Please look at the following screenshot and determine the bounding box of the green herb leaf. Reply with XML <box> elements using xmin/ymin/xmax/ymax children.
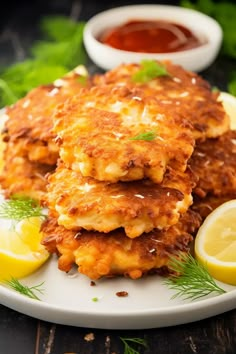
<box><xmin>0</xmin><ymin>196</ymin><xmax>45</xmax><ymax>221</ymax></box>
<box><xmin>120</xmin><ymin>337</ymin><xmax>148</xmax><ymax>354</ymax></box>
<box><xmin>165</xmin><ymin>253</ymin><xmax>226</xmax><ymax>301</ymax></box>
<box><xmin>132</xmin><ymin>60</ymin><xmax>170</xmax><ymax>83</ymax></box>
<box><xmin>77</xmin><ymin>75</ymin><xmax>88</xmax><ymax>86</ymax></box>
<box><xmin>31</xmin><ymin>22</ymin><xmax>86</xmax><ymax>70</ymax></box>
<box><xmin>0</xmin><ymin>60</ymin><xmax>68</xmax><ymax>104</ymax></box>
<box><xmin>0</xmin><ymin>16</ymin><xmax>86</xmax><ymax>108</ymax></box>
<box><xmin>39</xmin><ymin>15</ymin><xmax>80</xmax><ymax>42</ymax></box>
<box><xmin>181</xmin><ymin>0</ymin><xmax>236</xmax><ymax>59</ymax></box>
<box><xmin>0</xmin><ymin>79</ymin><xmax>18</xmax><ymax>106</ymax></box>
<box><xmin>211</xmin><ymin>86</ymin><xmax>220</xmax><ymax>93</ymax></box>
<box><xmin>228</xmin><ymin>72</ymin><xmax>236</xmax><ymax>96</ymax></box>
<box><xmin>5</xmin><ymin>277</ymin><xmax>44</xmax><ymax>300</ymax></box>
<box><xmin>180</xmin><ymin>0</ymin><xmax>215</xmax><ymax>14</ymax></box>
<box><xmin>130</xmin><ymin>131</ymin><xmax>157</xmax><ymax>141</ymax></box>
<box><xmin>92</xmin><ymin>297</ymin><xmax>99</xmax><ymax>302</ymax></box>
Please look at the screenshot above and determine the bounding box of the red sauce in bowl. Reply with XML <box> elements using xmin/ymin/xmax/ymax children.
<box><xmin>99</xmin><ymin>20</ymin><xmax>205</xmax><ymax>53</ymax></box>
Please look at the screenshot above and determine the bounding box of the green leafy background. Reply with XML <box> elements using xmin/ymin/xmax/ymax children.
<box><xmin>0</xmin><ymin>1</ymin><xmax>236</xmax><ymax>108</ymax></box>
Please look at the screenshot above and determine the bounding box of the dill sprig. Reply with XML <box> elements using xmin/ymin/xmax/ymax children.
<box><xmin>120</xmin><ymin>337</ymin><xmax>148</xmax><ymax>354</ymax></box>
<box><xmin>5</xmin><ymin>278</ymin><xmax>44</xmax><ymax>300</ymax></box>
<box><xmin>165</xmin><ymin>253</ymin><xmax>226</xmax><ymax>301</ymax></box>
<box><xmin>0</xmin><ymin>196</ymin><xmax>45</xmax><ymax>221</ymax></box>
<box><xmin>130</xmin><ymin>131</ymin><xmax>157</xmax><ymax>141</ymax></box>
<box><xmin>132</xmin><ymin>59</ymin><xmax>170</xmax><ymax>83</ymax></box>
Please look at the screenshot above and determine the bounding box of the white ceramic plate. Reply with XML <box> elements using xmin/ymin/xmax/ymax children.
<box><xmin>0</xmin><ymin>256</ymin><xmax>236</xmax><ymax>329</ymax></box>
<box><xmin>1</xmin><ymin>94</ymin><xmax>236</xmax><ymax>330</ymax></box>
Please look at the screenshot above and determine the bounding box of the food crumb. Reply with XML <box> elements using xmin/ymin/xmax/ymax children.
<box><xmin>84</xmin><ymin>333</ymin><xmax>95</xmax><ymax>342</ymax></box>
<box><xmin>116</xmin><ymin>291</ymin><xmax>128</xmax><ymax>297</ymax></box>
<box><xmin>90</xmin><ymin>281</ymin><xmax>96</xmax><ymax>286</ymax></box>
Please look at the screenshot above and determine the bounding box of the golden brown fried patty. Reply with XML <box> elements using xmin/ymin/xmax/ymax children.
<box><xmin>192</xmin><ymin>194</ymin><xmax>236</xmax><ymax>220</ymax></box>
<box><xmin>53</xmin><ymin>84</ymin><xmax>194</xmax><ymax>183</ymax></box>
<box><xmin>190</xmin><ymin>130</ymin><xmax>236</xmax><ymax>198</ymax></box>
<box><xmin>0</xmin><ymin>142</ymin><xmax>55</xmax><ymax>200</ymax></box>
<box><xmin>41</xmin><ymin>209</ymin><xmax>201</xmax><ymax>280</ymax></box>
<box><xmin>3</xmin><ymin>69</ymin><xmax>90</xmax><ymax>166</ymax></box>
<box><xmin>94</xmin><ymin>61</ymin><xmax>229</xmax><ymax>140</ymax></box>
<box><xmin>44</xmin><ymin>162</ymin><xmax>196</xmax><ymax>238</ymax></box>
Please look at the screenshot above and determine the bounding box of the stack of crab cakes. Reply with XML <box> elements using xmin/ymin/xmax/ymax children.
<box><xmin>0</xmin><ymin>59</ymin><xmax>232</xmax><ymax>281</ymax></box>
<box><xmin>41</xmin><ymin>69</ymin><xmax>202</xmax><ymax>280</ymax></box>
<box><xmin>0</xmin><ymin>67</ymin><xmax>91</xmax><ymax>200</ymax></box>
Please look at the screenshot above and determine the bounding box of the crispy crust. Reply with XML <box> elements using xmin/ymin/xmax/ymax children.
<box><xmin>94</xmin><ymin>61</ymin><xmax>229</xmax><ymax>140</ymax></box>
<box><xmin>44</xmin><ymin>162</ymin><xmax>196</xmax><ymax>238</ymax></box>
<box><xmin>53</xmin><ymin>84</ymin><xmax>194</xmax><ymax>183</ymax></box>
<box><xmin>190</xmin><ymin>130</ymin><xmax>236</xmax><ymax>198</ymax></box>
<box><xmin>0</xmin><ymin>142</ymin><xmax>55</xmax><ymax>200</ymax></box>
<box><xmin>41</xmin><ymin>210</ymin><xmax>201</xmax><ymax>280</ymax></box>
<box><xmin>3</xmin><ymin>71</ymin><xmax>91</xmax><ymax>165</ymax></box>
<box><xmin>1</xmin><ymin>60</ymin><xmax>233</xmax><ymax>282</ymax></box>
<box><xmin>192</xmin><ymin>194</ymin><xmax>236</xmax><ymax>220</ymax></box>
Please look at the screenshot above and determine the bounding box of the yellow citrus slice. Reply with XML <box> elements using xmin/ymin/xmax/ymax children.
<box><xmin>195</xmin><ymin>200</ymin><xmax>236</xmax><ymax>285</ymax></box>
<box><xmin>0</xmin><ymin>216</ymin><xmax>49</xmax><ymax>281</ymax></box>
<box><xmin>218</xmin><ymin>91</ymin><xmax>236</xmax><ymax>130</ymax></box>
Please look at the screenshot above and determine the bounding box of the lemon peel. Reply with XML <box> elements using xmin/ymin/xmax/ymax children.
<box><xmin>218</xmin><ymin>91</ymin><xmax>236</xmax><ymax>130</ymax></box>
<box><xmin>195</xmin><ymin>200</ymin><xmax>236</xmax><ymax>286</ymax></box>
<box><xmin>0</xmin><ymin>217</ymin><xmax>49</xmax><ymax>281</ymax></box>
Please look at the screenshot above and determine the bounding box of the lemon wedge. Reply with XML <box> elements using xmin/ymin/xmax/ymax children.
<box><xmin>218</xmin><ymin>92</ymin><xmax>236</xmax><ymax>130</ymax></box>
<box><xmin>195</xmin><ymin>200</ymin><xmax>236</xmax><ymax>285</ymax></box>
<box><xmin>0</xmin><ymin>216</ymin><xmax>49</xmax><ymax>281</ymax></box>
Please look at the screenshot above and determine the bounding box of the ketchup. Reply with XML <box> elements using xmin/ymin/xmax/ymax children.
<box><xmin>99</xmin><ymin>20</ymin><xmax>205</xmax><ymax>53</ymax></box>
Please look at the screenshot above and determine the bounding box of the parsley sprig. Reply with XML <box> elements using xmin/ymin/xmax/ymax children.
<box><xmin>181</xmin><ymin>0</ymin><xmax>236</xmax><ymax>59</ymax></box>
<box><xmin>5</xmin><ymin>278</ymin><xmax>44</xmax><ymax>300</ymax></box>
<box><xmin>130</xmin><ymin>131</ymin><xmax>157</xmax><ymax>141</ymax></box>
<box><xmin>0</xmin><ymin>15</ymin><xmax>86</xmax><ymax>108</ymax></box>
<box><xmin>120</xmin><ymin>337</ymin><xmax>148</xmax><ymax>354</ymax></box>
<box><xmin>165</xmin><ymin>253</ymin><xmax>226</xmax><ymax>301</ymax></box>
<box><xmin>181</xmin><ymin>0</ymin><xmax>236</xmax><ymax>96</ymax></box>
<box><xmin>132</xmin><ymin>60</ymin><xmax>170</xmax><ymax>83</ymax></box>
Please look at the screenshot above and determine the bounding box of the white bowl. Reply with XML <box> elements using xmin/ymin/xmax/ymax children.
<box><xmin>83</xmin><ymin>4</ymin><xmax>223</xmax><ymax>72</ymax></box>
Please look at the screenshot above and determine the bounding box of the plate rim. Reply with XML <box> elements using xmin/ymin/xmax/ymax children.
<box><xmin>1</xmin><ymin>277</ymin><xmax>236</xmax><ymax>329</ymax></box>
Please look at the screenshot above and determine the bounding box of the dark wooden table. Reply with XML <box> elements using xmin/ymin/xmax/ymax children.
<box><xmin>0</xmin><ymin>1</ymin><xmax>236</xmax><ymax>353</ymax></box>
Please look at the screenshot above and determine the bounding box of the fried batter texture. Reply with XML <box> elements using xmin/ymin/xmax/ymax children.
<box><xmin>44</xmin><ymin>162</ymin><xmax>196</xmax><ymax>238</ymax></box>
<box><xmin>0</xmin><ymin>142</ymin><xmax>55</xmax><ymax>200</ymax></box>
<box><xmin>190</xmin><ymin>130</ymin><xmax>236</xmax><ymax>198</ymax></box>
<box><xmin>53</xmin><ymin>84</ymin><xmax>194</xmax><ymax>183</ymax></box>
<box><xmin>3</xmin><ymin>68</ymin><xmax>90</xmax><ymax>166</ymax></box>
<box><xmin>192</xmin><ymin>194</ymin><xmax>236</xmax><ymax>219</ymax></box>
<box><xmin>0</xmin><ymin>67</ymin><xmax>90</xmax><ymax>199</ymax></box>
<box><xmin>41</xmin><ymin>210</ymin><xmax>202</xmax><ymax>280</ymax></box>
<box><xmin>2</xmin><ymin>60</ymin><xmax>234</xmax><ymax>282</ymax></box>
<box><xmin>94</xmin><ymin>61</ymin><xmax>229</xmax><ymax>140</ymax></box>
<box><xmin>189</xmin><ymin>130</ymin><xmax>236</xmax><ymax>219</ymax></box>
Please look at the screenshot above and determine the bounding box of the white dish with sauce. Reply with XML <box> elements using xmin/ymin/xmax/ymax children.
<box><xmin>83</xmin><ymin>4</ymin><xmax>223</xmax><ymax>72</ymax></box>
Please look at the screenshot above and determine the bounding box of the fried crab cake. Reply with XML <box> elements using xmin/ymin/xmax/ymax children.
<box><xmin>0</xmin><ymin>143</ymin><xmax>55</xmax><ymax>200</ymax></box>
<box><xmin>2</xmin><ymin>67</ymin><xmax>90</xmax><ymax>166</ymax></box>
<box><xmin>94</xmin><ymin>61</ymin><xmax>229</xmax><ymax>140</ymax></box>
<box><xmin>53</xmin><ymin>84</ymin><xmax>194</xmax><ymax>183</ymax></box>
<box><xmin>190</xmin><ymin>130</ymin><xmax>236</xmax><ymax>198</ymax></box>
<box><xmin>192</xmin><ymin>194</ymin><xmax>236</xmax><ymax>220</ymax></box>
<box><xmin>41</xmin><ymin>210</ymin><xmax>202</xmax><ymax>280</ymax></box>
<box><xmin>44</xmin><ymin>163</ymin><xmax>196</xmax><ymax>238</ymax></box>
